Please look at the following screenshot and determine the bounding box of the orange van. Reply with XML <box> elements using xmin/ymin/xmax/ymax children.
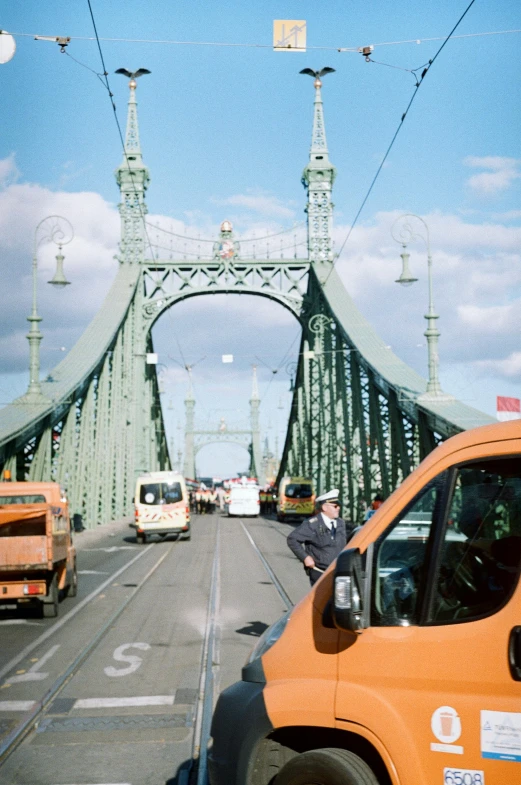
<box><xmin>209</xmin><ymin>420</ymin><xmax>521</xmax><ymax>785</ymax></box>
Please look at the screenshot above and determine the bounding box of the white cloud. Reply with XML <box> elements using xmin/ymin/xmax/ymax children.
<box><xmin>332</xmin><ymin>209</ymin><xmax>521</xmax><ymax>385</ymax></box>
<box><xmin>212</xmin><ymin>190</ymin><xmax>296</xmax><ymax>219</ymax></box>
<box><xmin>474</xmin><ymin>352</ymin><xmax>521</xmax><ymax>378</ymax></box>
<box><xmin>464</xmin><ymin>156</ymin><xmax>521</xmax><ymax>196</ymax></box>
<box><xmin>0</xmin><ymin>153</ymin><xmax>19</xmax><ymax>188</ymax></box>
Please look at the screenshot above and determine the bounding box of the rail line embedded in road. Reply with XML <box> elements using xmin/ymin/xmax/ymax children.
<box><xmin>0</xmin><ymin>543</ymin><xmax>173</xmax><ymax>764</ymax></box>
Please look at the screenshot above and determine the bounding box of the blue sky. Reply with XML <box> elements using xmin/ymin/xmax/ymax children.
<box><xmin>0</xmin><ymin>2</ymin><xmax>520</xmax><ymax>478</ymax></box>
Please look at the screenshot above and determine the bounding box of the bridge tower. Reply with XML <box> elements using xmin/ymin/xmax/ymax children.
<box><xmin>182</xmin><ymin>366</ymin><xmax>265</xmax><ymax>484</ymax></box>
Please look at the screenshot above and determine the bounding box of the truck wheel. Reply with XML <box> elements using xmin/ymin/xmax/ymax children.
<box><xmin>42</xmin><ymin>576</ymin><xmax>59</xmax><ymax>618</ymax></box>
<box><xmin>67</xmin><ymin>562</ymin><xmax>78</xmax><ymax>598</ymax></box>
<box><xmin>277</xmin><ymin>513</ymin><xmax>284</xmax><ymax>523</ymax></box>
<box><xmin>274</xmin><ymin>748</ymin><xmax>380</xmax><ymax>785</ymax></box>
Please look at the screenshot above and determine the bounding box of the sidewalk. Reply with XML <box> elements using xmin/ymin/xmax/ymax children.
<box><xmin>73</xmin><ymin>517</ymin><xmax>134</xmax><ymax>552</ymax></box>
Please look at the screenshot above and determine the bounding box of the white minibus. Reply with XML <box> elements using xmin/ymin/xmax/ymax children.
<box><xmin>131</xmin><ymin>472</ymin><xmax>190</xmax><ymax>543</ymax></box>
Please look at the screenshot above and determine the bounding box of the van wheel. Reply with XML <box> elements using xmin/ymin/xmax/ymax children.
<box><xmin>67</xmin><ymin>563</ymin><xmax>78</xmax><ymax>597</ymax></box>
<box><xmin>136</xmin><ymin>533</ymin><xmax>146</xmax><ymax>544</ymax></box>
<box><xmin>42</xmin><ymin>576</ymin><xmax>59</xmax><ymax>618</ymax></box>
<box><xmin>274</xmin><ymin>748</ymin><xmax>380</xmax><ymax>785</ymax></box>
<box><xmin>277</xmin><ymin>513</ymin><xmax>284</xmax><ymax>523</ymax></box>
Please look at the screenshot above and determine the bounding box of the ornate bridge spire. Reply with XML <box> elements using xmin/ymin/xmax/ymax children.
<box><xmin>301</xmin><ymin>69</ymin><xmax>337</xmax><ymax>282</ymax></box>
<box><xmin>114</xmin><ymin>73</ymin><xmax>150</xmax><ymax>264</ymax></box>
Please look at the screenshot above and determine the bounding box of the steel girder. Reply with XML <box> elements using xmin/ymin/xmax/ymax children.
<box><xmin>277</xmin><ymin>267</ymin><xmax>494</xmax><ymax>523</ymax></box>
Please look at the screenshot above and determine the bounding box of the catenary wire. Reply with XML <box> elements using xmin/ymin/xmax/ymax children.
<box><xmin>6</xmin><ymin>27</ymin><xmax>520</xmax><ymax>51</ymax></box>
<box><xmin>325</xmin><ymin>0</ymin><xmax>479</xmax><ymax>287</ymax></box>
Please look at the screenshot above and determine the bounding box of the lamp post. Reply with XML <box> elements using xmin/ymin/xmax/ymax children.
<box><xmin>26</xmin><ymin>216</ymin><xmax>73</xmax><ymax>400</ymax></box>
<box><xmin>391</xmin><ymin>214</ymin><xmax>448</xmax><ymax>400</ymax></box>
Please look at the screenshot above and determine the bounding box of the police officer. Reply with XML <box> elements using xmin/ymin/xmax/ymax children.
<box><xmin>287</xmin><ymin>489</ymin><xmax>354</xmax><ymax>586</ymax></box>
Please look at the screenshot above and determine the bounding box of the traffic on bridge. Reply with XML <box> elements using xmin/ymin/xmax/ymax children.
<box><xmin>1</xmin><ymin>2</ymin><xmax>520</xmax><ymax>785</ymax></box>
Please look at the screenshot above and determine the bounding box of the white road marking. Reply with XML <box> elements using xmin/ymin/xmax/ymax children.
<box><xmin>0</xmin><ymin>619</ymin><xmax>42</xmax><ymax>626</ymax></box>
<box><xmin>0</xmin><ymin>700</ymin><xmax>36</xmax><ymax>711</ymax></box>
<box><xmin>0</xmin><ymin>545</ymin><xmax>154</xmax><ymax>682</ymax></box>
<box><xmin>84</xmin><ymin>547</ymin><xmax>137</xmax><ymax>553</ymax></box>
<box><xmin>78</xmin><ymin>570</ymin><xmax>109</xmax><ymax>575</ymax></box>
<box><xmin>7</xmin><ymin>644</ymin><xmax>60</xmax><ymax>684</ymax></box>
<box><xmin>73</xmin><ymin>695</ymin><xmax>174</xmax><ymax>709</ymax></box>
<box><xmin>104</xmin><ymin>642</ymin><xmax>151</xmax><ymax>677</ymax></box>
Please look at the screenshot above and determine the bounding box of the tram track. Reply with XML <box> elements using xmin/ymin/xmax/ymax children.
<box><xmin>1</xmin><ymin>513</ymin><xmax>297</xmax><ymax>783</ymax></box>
<box><xmin>0</xmin><ymin>543</ymin><xmax>173</xmax><ymax>765</ymax></box>
<box><xmin>239</xmin><ymin>520</ymin><xmax>294</xmax><ymax>610</ymax></box>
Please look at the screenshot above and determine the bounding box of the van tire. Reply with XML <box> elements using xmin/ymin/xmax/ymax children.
<box><xmin>42</xmin><ymin>575</ymin><xmax>59</xmax><ymax>618</ymax></box>
<box><xmin>136</xmin><ymin>533</ymin><xmax>146</xmax><ymax>544</ymax></box>
<box><xmin>274</xmin><ymin>748</ymin><xmax>380</xmax><ymax>785</ymax></box>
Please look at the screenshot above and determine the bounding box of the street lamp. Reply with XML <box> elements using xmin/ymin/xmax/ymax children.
<box><xmin>26</xmin><ymin>216</ymin><xmax>73</xmax><ymax>400</ymax></box>
<box><xmin>391</xmin><ymin>214</ymin><xmax>449</xmax><ymax>400</ymax></box>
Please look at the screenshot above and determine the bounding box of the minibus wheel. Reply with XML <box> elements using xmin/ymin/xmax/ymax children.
<box><xmin>274</xmin><ymin>747</ymin><xmax>379</xmax><ymax>785</ymax></box>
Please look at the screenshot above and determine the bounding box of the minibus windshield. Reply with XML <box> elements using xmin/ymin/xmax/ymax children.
<box><xmin>285</xmin><ymin>484</ymin><xmax>312</xmax><ymax>499</ymax></box>
<box><xmin>139</xmin><ymin>482</ymin><xmax>183</xmax><ymax>505</ymax></box>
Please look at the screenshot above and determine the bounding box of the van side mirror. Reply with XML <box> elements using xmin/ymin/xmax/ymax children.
<box><xmin>333</xmin><ymin>548</ymin><xmax>365</xmax><ymax>632</ymax></box>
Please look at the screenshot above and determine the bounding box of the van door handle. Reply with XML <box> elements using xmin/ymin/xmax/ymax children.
<box><xmin>508</xmin><ymin>626</ymin><xmax>521</xmax><ymax>681</ymax></box>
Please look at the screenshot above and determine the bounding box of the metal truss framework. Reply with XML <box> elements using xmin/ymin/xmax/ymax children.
<box><xmin>0</xmin><ymin>75</ymin><xmax>494</xmax><ymax>526</ymax></box>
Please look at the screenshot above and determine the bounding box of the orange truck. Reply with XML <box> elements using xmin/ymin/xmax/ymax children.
<box><xmin>0</xmin><ymin>481</ymin><xmax>77</xmax><ymax>617</ymax></box>
<box><xmin>209</xmin><ymin>420</ymin><xmax>521</xmax><ymax>785</ymax></box>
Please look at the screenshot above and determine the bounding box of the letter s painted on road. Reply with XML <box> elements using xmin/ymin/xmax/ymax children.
<box><xmin>104</xmin><ymin>642</ymin><xmax>151</xmax><ymax>677</ymax></box>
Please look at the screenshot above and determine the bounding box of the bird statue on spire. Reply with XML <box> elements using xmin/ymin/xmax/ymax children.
<box><xmin>115</xmin><ymin>68</ymin><xmax>151</xmax><ymax>79</ymax></box>
<box><xmin>115</xmin><ymin>68</ymin><xmax>151</xmax><ymax>88</ymax></box>
<box><xmin>300</xmin><ymin>67</ymin><xmax>335</xmax><ymax>88</ymax></box>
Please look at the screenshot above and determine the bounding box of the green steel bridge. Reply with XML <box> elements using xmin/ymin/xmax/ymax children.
<box><xmin>0</xmin><ymin>74</ymin><xmax>493</xmax><ymax>526</ymax></box>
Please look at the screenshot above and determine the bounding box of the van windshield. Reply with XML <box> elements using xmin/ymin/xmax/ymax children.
<box><xmin>285</xmin><ymin>484</ymin><xmax>312</xmax><ymax>499</ymax></box>
<box><xmin>139</xmin><ymin>482</ymin><xmax>182</xmax><ymax>505</ymax></box>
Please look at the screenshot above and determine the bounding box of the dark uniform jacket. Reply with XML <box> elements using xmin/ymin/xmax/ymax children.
<box><xmin>287</xmin><ymin>513</ymin><xmax>354</xmax><ymax>572</ymax></box>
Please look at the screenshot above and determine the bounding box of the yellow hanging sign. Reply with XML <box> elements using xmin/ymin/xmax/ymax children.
<box><xmin>273</xmin><ymin>20</ymin><xmax>306</xmax><ymax>52</ymax></box>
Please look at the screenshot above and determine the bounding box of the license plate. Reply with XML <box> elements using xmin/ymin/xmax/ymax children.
<box><xmin>444</xmin><ymin>768</ymin><xmax>484</xmax><ymax>785</ymax></box>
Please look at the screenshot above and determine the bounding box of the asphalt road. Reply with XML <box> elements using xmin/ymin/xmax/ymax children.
<box><xmin>0</xmin><ymin>513</ymin><xmax>309</xmax><ymax>785</ymax></box>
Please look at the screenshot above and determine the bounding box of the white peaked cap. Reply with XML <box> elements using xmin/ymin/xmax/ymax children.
<box><xmin>315</xmin><ymin>488</ymin><xmax>340</xmax><ymax>505</ymax></box>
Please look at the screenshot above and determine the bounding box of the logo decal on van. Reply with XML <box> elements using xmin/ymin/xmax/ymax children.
<box><xmin>430</xmin><ymin>706</ymin><xmax>463</xmax><ymax>754</ymax></box>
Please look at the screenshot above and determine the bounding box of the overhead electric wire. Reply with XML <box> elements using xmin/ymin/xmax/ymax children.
<box><xmin>259</xmin><ymin>330</ymin><xmax>301</xmax><ymax>403</ymax></box>
<box><xmin>326</xmin><ymin>0</ymin><xmax>479</xmax><ymax>286</ymax></box>
<box><xmin>6</xmin><ymin>26</ymin><xmax>520</xmax><ymax>51</ymax></box>
<box><xmin>84</xmin><ymin>0</ymin><xmax>157</xmax><ymax>263</ymax></box>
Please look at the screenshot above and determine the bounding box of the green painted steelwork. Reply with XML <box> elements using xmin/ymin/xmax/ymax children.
<box><xmin>0</xmin><ymin>73</ymin><xmax>494</xmax><ymax>526</ymax></box>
